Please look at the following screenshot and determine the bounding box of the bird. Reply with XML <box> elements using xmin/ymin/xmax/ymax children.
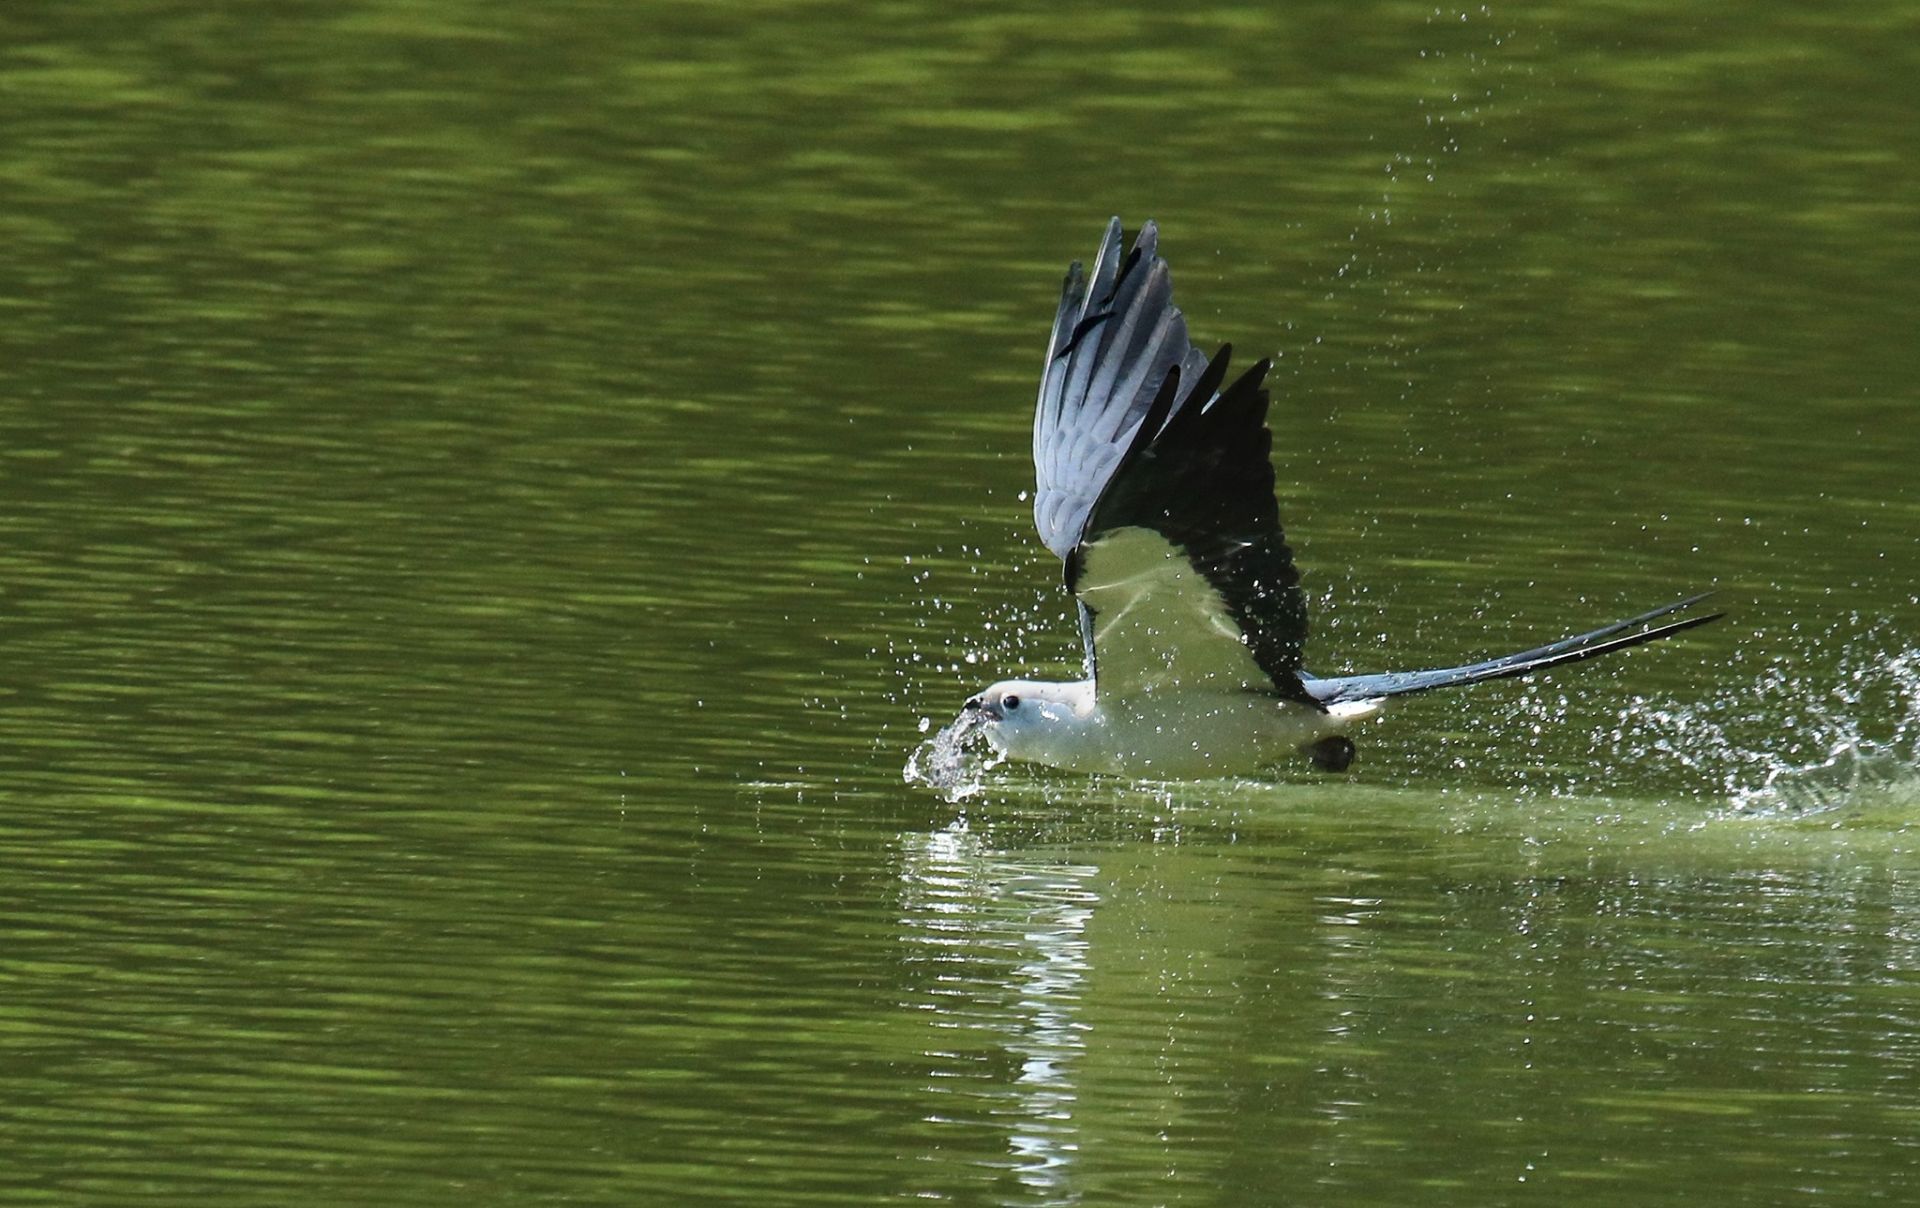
<box><xmin>958</xmin><ymin>217</ymin><xmax>1721</xmax><ymax>780</ymax></box>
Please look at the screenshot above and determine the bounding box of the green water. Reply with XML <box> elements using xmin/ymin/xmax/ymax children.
<box><xmin>3</xmin><ymin>1</ymin><xmax>1918</xmax><ymax>1203</ymax></box>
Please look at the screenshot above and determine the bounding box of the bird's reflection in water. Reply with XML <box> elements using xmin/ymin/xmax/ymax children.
<box><xmin>898</xmin><ymin>819</ymin><xmax>1099</xmax><ymax>1200</ymax></box>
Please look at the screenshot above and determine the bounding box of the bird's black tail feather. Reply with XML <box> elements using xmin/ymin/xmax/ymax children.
<box><xmin>1304</xmin><ymin>593</ymin><xmax>1722</xmax><ymax>705</ymax></box>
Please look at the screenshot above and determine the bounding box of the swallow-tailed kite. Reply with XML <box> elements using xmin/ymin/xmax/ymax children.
<box><xmin>961</xmin><ymin>218</ymin><xmax>1720</xmax><ymax>779</ymax></box>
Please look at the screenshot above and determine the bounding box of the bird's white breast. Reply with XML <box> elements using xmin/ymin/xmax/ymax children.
<box><xmin>986</xmin><ymin>682</ymin><xmax>1374</xmax><ymax>779</ymax></box>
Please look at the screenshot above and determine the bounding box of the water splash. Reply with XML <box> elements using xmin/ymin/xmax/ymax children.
<box><xmin>1727</xmin><ymin>738</ymin><xmax>1918</xmax><ymax>818</ymax></box>
<box><xmin>1633</xmin><ymin>636</ymin><xmax>1920</xmax><ymax>818</ymax></box>
<box><xmin>904</xmin><ymin>709</ymin><xmax>1003</xmax><ymax>802</ymax></box>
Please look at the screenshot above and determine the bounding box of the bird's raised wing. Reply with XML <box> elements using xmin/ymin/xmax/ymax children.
<box><xmin>1030</xmin><ymin>219</ymin><xmax>1313</xmax><ymax>705</ymax></box>
<box><xmin>1032</xmin><ymin>219</ymin><xmax>1208</xmax><ymax>559</ymax></box>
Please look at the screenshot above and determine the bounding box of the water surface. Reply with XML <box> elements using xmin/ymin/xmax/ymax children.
<box><xmin>2</xmin><ymin>1</ymin><xmax>1918</xmax><ymax>1204</ymax></box>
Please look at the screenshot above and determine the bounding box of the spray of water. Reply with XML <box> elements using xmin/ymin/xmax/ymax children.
<box><xmin>1631</xmin><ymin>632</ymin><xmax>1920</xmax><ymax>818</ymax></box>
<box><xmin>904</xmin><ymin>708</ymin><xmax>1004</xmax><ymax>802</ymax></box>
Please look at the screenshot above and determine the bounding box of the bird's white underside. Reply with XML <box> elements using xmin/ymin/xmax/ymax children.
<box><xmin>1075</xmin><ymin>525</ymin><xmax>1270</xmax><ymax>697</ymax></box>
<box><xmin>976</xmin><ymin>525</ymin><xmax>1382</xmax><ymax>777</ymax></box>
<box><xmin>976</xmin><ymin>676</ymin><xmax>1381</xmax><ymax>779</ymax></box>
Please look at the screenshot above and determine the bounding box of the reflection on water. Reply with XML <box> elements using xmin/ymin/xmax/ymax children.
<box><xmin>899</xmin><ymin>821</ymin><xmax>1099</xmax><ymax>1200</ymax></box>
<box><xmin>890</xmin><ymin>788</ymin><xmax>1920</xmax><ymax>1204</ymax></box>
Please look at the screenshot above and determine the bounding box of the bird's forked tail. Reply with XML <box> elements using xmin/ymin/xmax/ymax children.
<box><xmin>1303</xmin><ymin>593</ymin><xmax>1722</xmax><ymax>706</ymax></box>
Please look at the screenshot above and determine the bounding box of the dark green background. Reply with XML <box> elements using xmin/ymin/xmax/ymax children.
<box><xmin>2</xmin><ymin>1</ymin><xmax>1917</xmax><ymax>1203</ymax></box>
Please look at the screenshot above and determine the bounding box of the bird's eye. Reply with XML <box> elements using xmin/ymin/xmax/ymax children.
<box><xmin>1003</xmin><ymin>694</ymin><xmax>1021</xmax><ymax>711</ymax></box>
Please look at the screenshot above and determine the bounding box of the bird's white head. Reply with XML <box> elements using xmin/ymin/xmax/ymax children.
<box><xmin>963</xmin><ymin>678</ymin><xmax>1098</xmax><ymax>766</ymax></box>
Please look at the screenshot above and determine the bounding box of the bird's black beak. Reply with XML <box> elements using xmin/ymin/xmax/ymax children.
<box><xmin>963</xmin><ymin>694</ymin><xmax>1001</xmax><ymax>721</ymax></box>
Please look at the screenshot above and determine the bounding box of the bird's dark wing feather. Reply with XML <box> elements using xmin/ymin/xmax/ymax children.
<box><xmin>1032</xmin><ymin>218</ymin><xmax>1207</xmax><ymax>560</ymax></box>
<box><xmin>1029</xmin><ymin>219</ymin><xmax>1312</xmax><ymax>704</ymax></box>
